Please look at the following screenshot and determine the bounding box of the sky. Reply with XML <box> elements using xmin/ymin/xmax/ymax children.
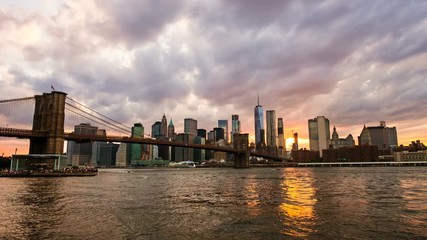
<box><xmin>1</xmin><ymin>0</ymin><xmax>427</xmax><ymax>156</ymax></box>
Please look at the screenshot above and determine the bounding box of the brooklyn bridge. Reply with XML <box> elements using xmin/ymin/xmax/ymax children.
<box><xmin>0</xmin><ymin>91</ymin><xmax>289</xmax><ymax>168</ymax></box>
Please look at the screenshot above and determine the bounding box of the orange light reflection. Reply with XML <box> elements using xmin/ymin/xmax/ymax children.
<box><xmin>279</xmin><ymin>168</ymin><xmax>318</xmax><ymax>238</ymax></box>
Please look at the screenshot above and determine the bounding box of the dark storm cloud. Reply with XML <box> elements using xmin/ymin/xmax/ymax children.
<box><xmin>2</xmin><ymin>0</ymin><xmax>427</xmax><ymax>143</ymax></box>
<box><xmin>89</xmin><ymin>0</ymin><xmax>185</xmax><ymax>46</ymax></box>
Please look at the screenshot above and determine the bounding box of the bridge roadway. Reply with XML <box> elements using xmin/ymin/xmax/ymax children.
<box><xmin>0</xmin><ymin>127</ymin><xmax>289</xmax><ymax>161</ymax></box>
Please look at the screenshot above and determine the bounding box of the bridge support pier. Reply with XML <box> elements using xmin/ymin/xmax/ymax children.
<box><xmin>29</xmin><ymin>91</ymin><xmax>67</xmax><ymax>154</ymax></box>
<box><xmin>233</xmin><ymin>133</ymin><xmax>250</xmax><ymax>168</ymax></box>
<box><xmin>234</xmin><ymin>151</ymin><xmax>249</xmax><ymax>168</ymax></box>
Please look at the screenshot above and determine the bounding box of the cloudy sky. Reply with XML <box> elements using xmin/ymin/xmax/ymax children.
<box><xmin>1</xmin><ymin>0</ymin><xmax>427</xmax><ymax>155</ymax></box>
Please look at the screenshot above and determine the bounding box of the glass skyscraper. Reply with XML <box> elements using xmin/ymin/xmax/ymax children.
<box><xmin>218</xmin><ymin>120</ymin><xmax>229</xmax><ymax>143</ymax></box>
<box><xmin>130</xmin><ymin>123</ymin><xmax>144</xmax><ymax>161</ymax></box>
<box><xmin>254</xmin><ymin>96</ymin><xmax>264</xmax><ymax>148</ymax></box>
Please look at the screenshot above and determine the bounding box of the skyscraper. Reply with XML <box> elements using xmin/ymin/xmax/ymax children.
<box><xmin>266</xmin><ymin>110</ymin><xmax>277</xmax><ymax>147</ymax></box>
<box><xmin>358</xmin><ymin>121</ymin><xmax>398</xmax><ymax>150</ymax></box>
<box><xmin>184</xmin><ymin>118</ymin><xmax>197</xmax><ymax>140</ymax></box>
<box><xmin>308</xmin><ymin>116</ymin><xmax>330</xmax><ymax>157</ymax></box>
<box><xmin>130</xmin><ymin>123</ymin><xmax>144</xmax><ymax>161</ymax></box>
<box><xmin>292</xmin><ymin>132</ymin><xmax>299</xmax><ymax>151</ymax></box>
<box><xmin>231</xmin><ymin>115</ymin><xmax>241</xmax><ymax>142</ymax></box>
<box><xmin>151</xmin><ymin>121</ymin><xmax>162</xmax><ymax>138</ymax></box>
<box><xmin>213</xmin><ymin>127</ymin><xmax>225</xmax><ymax>142</ymax></box>
<box><xmin>218</xmin><ymin>120</ymin><xmax>229</xmax><ymax>143</ymax></box>
<box><xmin>277</xmin><ymin>118</ymin><xmax>285</xmax><ymax>156</ymax></box>
<box><xmin>197</xmin><ymin>129</ymin><xmax>207</xmax><ymax>139</ymax></box>
<box><xmin>160</xmin><ymin>114</ymin><xmax>168</xmax><ymax>139</ymax></box>
<box><xmin>254</xmin><ymin>95</ymin><xmax>264</xmax><ymax>148</ymax></box>
<box><xmin>67</xmin><ymin>123</ymin><xmax>101</xmax><ymax>166</ymax></box>
<box><xmin>168</xmin><ymin>119</ymin><xmax>175</xmax><ymax>140</ymax></box>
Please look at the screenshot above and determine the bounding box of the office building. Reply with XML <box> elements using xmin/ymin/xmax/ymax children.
<box><xmin>67</xmin><ymin>123</ymin><xmax>104</xmax><ymax>166</ymax></box>
<box><xmin>254</xmin><ymin>95</ymin><xmax>264</xmax><ymax>148</ymax></box>
<box><xmin>184</xmin><ymin>118</ymin><xmax>197</xmax><ymax>140</ymax></box>
<box><xmin>213</xmin><ymin>127</ymin><xmax>225</xmax><ymax>142</ymax></box>
<box><xmin>207</xmin><ymin>130</ymin><xmax>215</xmax><ymax>142</ymax></box>
<box><xmin>308</xmin><ymin>116</ymin><xmax>330</xmax><ymax>157</ymax></box>
<box><xmin>358</xmin><ymin>121</ymin><xmax>398</xmax><ymax>150</ymax></box>
<box><xmin>277</xmin><ymin>118</ymin><xmax>285</xmax><ymax>156</ymax></box>
<box><xmin>197</xmin><ymin>129</ymin><xmax>207</xmax><ymax>139</ymax></box>
<box><xmin>193</xmin><ymin>136</ymin><xmax>206</xmax><ymax>162</ymax></box>
<box><xmin>266</xmin><ymin>110</ymin><xmax>277</xmax><ymax>147</ymax></box>
<box><xmin>292</xmin><ymin>132</ymin><xmax>299</xmax><ymax>151</ymax></box>
<box><xmin>168</xmin><ymin>119</ymin><xmax>175</xmax><ymax>140</ymax></box>
<box><xmin>231</xmin><ymin>114</ymin><xmax>241</xmax><ymax>143</ymax></box>
<box><xmin>115</xmin><ymin>143</ymin><xmax>130</xmax><ymax>167</ymax></box>
<box><xmin>98</xmin><ymin>142</ymin><xmax>119</xmax><ymax>167</ymax></box>
<box><xmin>152</xmin><ymin>121</ymin><xmax>162</xmax><ymax>139</ymax></box>
<box><xmin>218</xmin><ymin>120</ymin><xmax>229</xmax><ymax>143</ymax></box>
<box><xmin>175</xmin><ymin>133</ymin><xmax>193</xmax><ymax>162</ymax></box>
<box><xmin>130</xmin><ymin>123</ymin><xmax>144</xmax><ymax>161</ymax></box>
<box><xmin>160</xmin><ymin>114</ymin><xmax>168</xmax><ymax>139</ymax></box>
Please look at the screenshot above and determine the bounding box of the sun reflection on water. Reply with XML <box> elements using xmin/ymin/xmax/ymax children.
<box><xmin>279</xmin><ymin>168</ymin><xmax>318</xmax><ymax>238</ymax></box>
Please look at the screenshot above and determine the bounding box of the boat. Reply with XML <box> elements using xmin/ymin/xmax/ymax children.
<box><xmin>0</xmin><ymin>168</ymin><xmax>98</xmax><ymax>177</ymax></box>
<box><xmin>169</xmin><ymin>161</ymin><xmax>196</xmax><ymax>168</ymax></box>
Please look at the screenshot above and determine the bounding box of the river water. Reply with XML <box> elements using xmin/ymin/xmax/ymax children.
<box><xmin>0</xmin><ymin>167</ymin><xmax>426</xmax><ymax>239</ymax></box>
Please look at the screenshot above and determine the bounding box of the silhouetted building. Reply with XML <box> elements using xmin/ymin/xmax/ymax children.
<box><xmin>160</xmin><ymin>114</ymin><xmax>168</xmax><ymax>139</ymax></box>
<box><xmin>218</xmin><ymin>120</ymin><xmax>229</xmax><ymax>143</ymax></box>
<box><xmin>175</xmin><ymin>133</ymin><xmax>193</xmax><ymax>162</ymax></box>
<box><xmin>254</xmin><ymin>94</ymin><xmax>264</xmax><ymax>148</ymax></box>
<box><xmin>277</xmin><ymin>118</ymin><xmax>285</xmax><ymax>156</ymax></box>
<box><xmin>231</xmin><ymin>115</ymin><xmax>241</xmax><ymax>142</ymax></box>
<box><xmin>193</xmin><ymin>136</ymin><xmax>205</xmax><ymax>162</ymax></box>
<box><xmin>197</xmin><ymin>129</ymin><xmax>207</xmax><ymax>139</ymax></box>
<box><xmin>266</xmin><ymin>110</ymin><xmax>277</xmax><ymax>147</ymax></box>
<box><xmin>329</xmin><ymin>126</ymin><xmax>355</xmax><ymax>149</ymax></box>
<box><xmin>322</xmin><ymin>145</ymin><xmax>382</xmax><ymax>162</ymax></box>
<box><xmin>67</xmin><ymin>123</ymin><xmax>104</xmax><ymax>166</ymax></box>
<box><xmin>168</xmin><ymin>119</ymin><xmax>175</xmax><ymax>140</ymax></box>
<box><xmin>358</xmin><ymin>121</ymin><xmax>398</xmax><ymax>150</ymax></box>
<box><xmin>151</xmin><ymin>121</ymin><xmax>162</xmax><ymax>138</ymax></box>
<box><xmin>292</xmin><ymin>132</ymin><xmax>299</xmax><ymax>151</ymax></box>
<box><xmin>393</xmin><ymin>140</ymin><xmax>427</xmax><ymax>161</ymax></box>
<box><xmin>213</xmin><ymin>127</ymin><xmax>225</xmax><ymax>142</ymax></box>
<box><xmin>308</xmin><ymin>116</ymin><xmax>330</xmax><ymax>157</ymax></box>
<box><xmin>292</xmin><ymin>149</ymin><xmax>320</xmax><ymax>162</ymax></box>
<box><xmin>184</xmin><ymin>118</ymin><xmax>197</xmax><ymax>140</ymax></box>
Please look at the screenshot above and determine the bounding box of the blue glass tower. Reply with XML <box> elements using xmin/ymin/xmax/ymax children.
<box><xmin>254</xmin><ymin>94</ymin><xmax>264</xmax><ymax>148</ymax></box>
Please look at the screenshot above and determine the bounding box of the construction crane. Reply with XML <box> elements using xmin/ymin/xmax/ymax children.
<box><xmin>285</xmin><ymin>128</ymin><xmax>300</xmax><ymax>133</ymax></box>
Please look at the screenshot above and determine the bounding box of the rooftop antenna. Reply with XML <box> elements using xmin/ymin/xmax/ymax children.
<box><xmin>257</xmin><ymin>91</ymin><xmax>260</xmax><ymax>106</ymax></box>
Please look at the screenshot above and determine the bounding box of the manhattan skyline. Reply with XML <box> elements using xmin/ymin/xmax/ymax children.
<box><xmin>1</xmin><ymin>0</ymin><xmax>426</xmax><ymax>155</ymax></box>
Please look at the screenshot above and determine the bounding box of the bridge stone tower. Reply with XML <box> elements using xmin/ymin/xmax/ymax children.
<box><xmin>233</xmin><ymin>133</ymin><xmax>250</xmax><ymax>168</ymax></box>
<box><xmin>29</xmin><ymin>91</ymin><xmax>67</xmax><ymax>154</ymax></box>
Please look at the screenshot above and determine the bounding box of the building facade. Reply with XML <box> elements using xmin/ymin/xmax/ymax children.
<box><xmin>266</xmin><ymin>110</ymin><xmax>277</xmax><ymax>147</ymax></box>
<box><xmin>67</xmin><ymin>123</ymin><xmax>103</xmax><ymax>166</ymax></box>
<box><xmin>329</xmin><ymin>126</ymin><xmax>355</xmax><ymax>149</ymax></box>
<box><xmin>277</xmin><ymin>118</ymin><xmax>285</xmax><ymax>156</ymax></box>
<box><xmin>184</xmin><ymin>118</ymin><xmax>197</xmax><ymax>140</ymax></box>
<box><xmin>168</xmin><ymin>119</ymin><xmax>175</xmax><ymax>140</ymax></box>
<box><xmin>358</xmin><ymin>121</ymin><xmax>398</xmax><ymax>150</ymax></box>
<box><xmin>308</xmin><ymin>116</ymin><xmax>330</xmax><ymax>157</ymax></box>
<box><xmin>231</xmin><ymin>115</ymin><xmax>241</xmax><ymax>141</ymax></box>
<box><xmin>130</xmin><ymin>123</ymin><xmax>144</xmax><ymax>161</ymax></box>
<box><xmin>254</xmin><ymin>98</ymin><xmax>264</xmax><ymax>148</ymax></box>
<box><xmin>218</xmin><ymin>120</ymin><xmax>229</xmax><ymax>143</ymax></box>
